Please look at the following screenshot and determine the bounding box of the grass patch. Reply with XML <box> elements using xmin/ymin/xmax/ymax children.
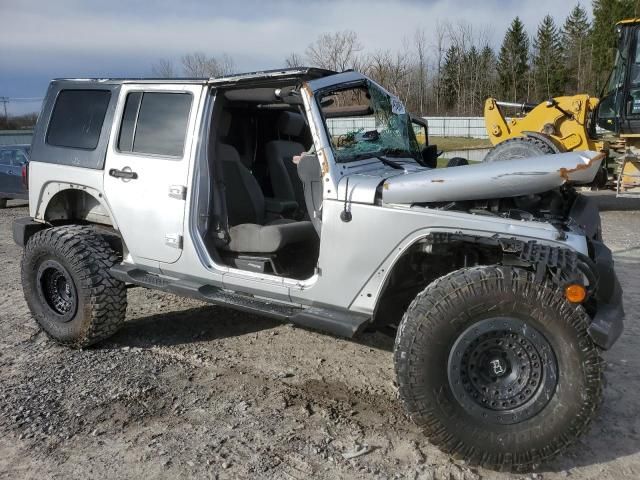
<box><xmin>433</xmin><ymin>137</ymin><xmax>492</xmax><ymax>151</ymax></box>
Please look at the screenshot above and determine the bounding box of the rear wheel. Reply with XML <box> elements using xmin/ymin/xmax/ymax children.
<box><xmin>0</xmin><ymin>198</ymin><xmax>7</xmax><ymax>209</ymax></box>
<box><xmin>394</xmin><ymin>265</ymin><xmax>603</xmax><ymax>471</ymax></box>
<box><xmin>484</xmin><ymin>136</ymin><xmax>556</xmax><ymax>162</ymax></box>
<box><xmin>21</xmin><ymin>225</ymin><xmax>127</xmax><ymax>348</ymax></box>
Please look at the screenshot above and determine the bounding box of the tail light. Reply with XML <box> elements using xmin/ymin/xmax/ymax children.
<box><xmin>21</xmin><ymin>163</ymin><xmax>28</xmax><ymax>189</ymax></box>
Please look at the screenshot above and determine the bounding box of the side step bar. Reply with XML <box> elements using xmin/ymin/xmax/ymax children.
<box><xmin>110</xmin><ymin>265</ymin><xmax>370</xmax><ymax>338</ymax></box>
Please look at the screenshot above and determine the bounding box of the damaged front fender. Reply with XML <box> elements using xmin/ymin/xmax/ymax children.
<box><xmin>382</xmin><ymin>151</ymin><xmax>605</xmax><ymax>204</ymax></box>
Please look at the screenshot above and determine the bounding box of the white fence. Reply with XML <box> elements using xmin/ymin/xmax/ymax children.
<box><xmin>326</xmin><ymin>117</ymin><xmax>376</xmax><ymax>137</ymax></box>
<box><xmin>444</xmin><ymin>148</ymin><xmax>491</xmax><ymax>162</ymax></box>
<box><xmin>0</xmin><ymin>130</ymin><xmax>33</xmax><ymax>145</ymax></box>
<box><xmin>424</xmin><ymin>117</ymin><xmax>488</xmax><ymax>138</ymax></box>
<box><xmin>327</xmin><ymin>117</ymin><xmax>490</xmax><ymax>139</ymax></box>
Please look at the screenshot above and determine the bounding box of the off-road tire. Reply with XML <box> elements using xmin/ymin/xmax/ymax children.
<box><xmin>0</xmin><ymin>198</ymin><xmax>7</xmax><ymax>209</ymax></box>
<box><xmin>591</xmin><ymin>165</ymin><xmax>608</xmax><ymax>190</ymax></box>
<box><xmin>484</xmin><ymin>136</ymin><xmax>556</xmax><ymax>162</ymax></box>
<box><xmin>21</xmin><ymin>225</ymin><xmax>127</xmax><ymax>348</ymax></box>
<box><xmin>394</xmin><ymin>265</ymin><xmax>603</xmax><ymax>472</ymax></box>
<box><xmin>446</xmin><ymin>157</ymin><xmax>469</xmax><ymax>167</ymax></box>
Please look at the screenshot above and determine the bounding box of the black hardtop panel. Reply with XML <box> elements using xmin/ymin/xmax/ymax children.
<box><xmin>30</xmin><ymin>81</ymin><xmax>121</xmax><ymax>170</ymax></box>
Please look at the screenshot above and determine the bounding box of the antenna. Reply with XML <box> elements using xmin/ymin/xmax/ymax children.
<box><xmin>340</xmin><ymin>177</ymin><xmax>352</xmax><ymax>222</ymax></box>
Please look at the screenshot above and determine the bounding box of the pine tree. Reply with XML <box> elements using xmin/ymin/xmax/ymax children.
<box><xmin>497</xmin><ymin>17</ymin><xmax>530</xmax><ymax>102</ymax></box>
<box><xmin>478</xmin><ymin>45</ymin><xmax>498</xmax><ymax>104</ymax></box>
<box><xmin>532</xmin><ymin>15</ymin><xmax>566</xmax><ymax>101</ymax></box>
<box><xmin>441</xmin><ymin>45</ymin><xmax>462</xmax><ymax>112</ymax></box>
<box><xmin>591</xmin><ymin>0</ymin><xmax>636</xmax><ymax>91</ymax></box>
<box><xmin>561</xmin><ymin>4</ymin><xmax>592</xmax><ymax>94</ymax></box>
<box><xmin>465</xmin><ymin>46</ymin><xmax>480</xmax><ymax>113</ymax></box>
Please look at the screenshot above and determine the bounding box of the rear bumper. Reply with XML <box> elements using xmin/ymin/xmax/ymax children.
<box><xmin>0</xmin><ymin>192</ymin><xmax>28</xmax><ymax>200</ymax></box>
<box><xmin>586</xmin><ymin>240</ymin><xmax>624</xmax><ymax>349</ymax></box>
<box><xmin>12</xmin><ymin>217</ymin><xmax>46</xmax><ymax>248</ymax></box>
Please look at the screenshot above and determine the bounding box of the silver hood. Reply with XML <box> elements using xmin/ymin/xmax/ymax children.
<box><xmin>381</xmin><ymin>151</ymin><xmax>605</xmax><ymax>204</ymax></box>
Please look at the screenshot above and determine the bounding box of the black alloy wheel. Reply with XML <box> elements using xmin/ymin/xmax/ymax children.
<box><xmin>447</xmin><ymin>317</ymin><xmax>558</xmax><ymax>425</ymax></box>
<box><xmin>36</xmin><ymin>259</ymin><xmax>78</xmax><ymax>322</ymax></box>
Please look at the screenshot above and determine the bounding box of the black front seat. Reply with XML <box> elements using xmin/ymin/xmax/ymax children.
<box><xmin>216</xmin><ymin>114</ymin><xmax>317</xmax><ymax>254</ymax></box>
<box><xmin>265</xmin><ymin>112</ymin><xmax>307</xmax><ymax>211</ymax></box>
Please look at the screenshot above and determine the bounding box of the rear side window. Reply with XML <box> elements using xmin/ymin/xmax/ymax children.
<box><xmin>46</xmin><ymin>90</ymin><xmax>111</xmax><ymax>150</ymax></box>
<box><xmin>118</xmin><ymin>92</ymin><xmax>192</xmax><ymax>158</ymax></box>
<box><xmin>0</xmin><ymin>150</ymin><xmax>13</xmax><ymax>166</ymax></box>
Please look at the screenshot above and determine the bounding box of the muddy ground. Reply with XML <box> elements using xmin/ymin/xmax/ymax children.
<box><xmin>0</xmin><ymin>194</ymin><xmax>639</xmax><ymax>480</ymax></box>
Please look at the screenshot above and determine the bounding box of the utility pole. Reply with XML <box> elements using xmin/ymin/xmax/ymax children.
<box><xmin>0</xmin><ymin>97</ymin><xmax>8</xmax><ymax>128</ymax></box>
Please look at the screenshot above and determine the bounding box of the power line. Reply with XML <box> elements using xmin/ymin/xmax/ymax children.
<box><xmin>0</xmin><ymin>97</ymin><xmax>8</xmax><ymax>128</ymax></box>
<box><xmin>0</xmin><ymin>96</ymin><xmax>42</xmax><ymax>126</ymax></box>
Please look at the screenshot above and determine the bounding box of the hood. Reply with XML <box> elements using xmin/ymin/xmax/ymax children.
<box><xmin>381</xmin><ymin>151</ymin><xmax>605</xmax><ymax>204</ymax></box>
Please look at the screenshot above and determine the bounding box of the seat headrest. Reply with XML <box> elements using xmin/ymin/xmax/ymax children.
<box><xmin>218</xmin><ymin>111</ymin><xmax>232</xmax><ymax>138</ymax></box>
<box><xmin>278</xmin><ymin>111</ymin><xmax>305</xmax><ymax>137</ymax></box>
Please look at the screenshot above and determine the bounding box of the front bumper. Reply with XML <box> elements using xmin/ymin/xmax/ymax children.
<box><xmin>586</xmin><ymin>240</ymin><xmax>624</xmax><ymax>349</ymax></box>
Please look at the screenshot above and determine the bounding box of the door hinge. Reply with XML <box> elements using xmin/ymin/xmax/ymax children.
<box><xmin>169</xmin><ymin>185</ymin><xmax>187</xmax><ymax>200</ymax></box>
<box><xmin>165</xmin><ymin>234</ymin><xmax>183</xmax><ymax>249</ymax></box>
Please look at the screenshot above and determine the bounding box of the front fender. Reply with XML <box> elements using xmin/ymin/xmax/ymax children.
<box><xmin>350</xmin><ymin>225</ymin><xmax>587</xmax><ymax>316</ymax></box>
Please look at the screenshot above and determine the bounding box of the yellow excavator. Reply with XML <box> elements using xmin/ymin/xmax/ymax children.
<box><xmin>484</xmin><ymin>18</ymin><xmax>640</xmax><ymax>197</ymax></box>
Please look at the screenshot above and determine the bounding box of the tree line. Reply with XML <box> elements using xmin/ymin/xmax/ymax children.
<box><xmin>149</xmin><ymin>0</ymin><xmax>632</xmax><ymax>117</ymax></box>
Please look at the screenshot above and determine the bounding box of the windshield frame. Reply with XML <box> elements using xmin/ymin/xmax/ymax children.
<box><xmin>314</xmin><ymin>78</ymin><xmax>421</xmax><ymax>164</ymax></box>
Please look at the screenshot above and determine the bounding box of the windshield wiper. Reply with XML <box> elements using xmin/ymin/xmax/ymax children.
<box><xmin>372</xmin><ymin>155</ymin><xmax>405</xmax><ymax>170</ymax></box>
<box><xmin>380</xmin><ymin>148</ymin><xmax>420</xmax><ymax>161</ymax></box>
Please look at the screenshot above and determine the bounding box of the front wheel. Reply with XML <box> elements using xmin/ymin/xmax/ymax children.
<box><xmin>394</xmin><ymin>266</ymin><xmax>603</xmax><ymax>471</ymax></box>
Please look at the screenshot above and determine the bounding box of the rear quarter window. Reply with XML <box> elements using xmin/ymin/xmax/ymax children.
<box><xmin>46</xmin><ymin>89</ymin><xmax>111</xmax><ymax>150</ymax></box>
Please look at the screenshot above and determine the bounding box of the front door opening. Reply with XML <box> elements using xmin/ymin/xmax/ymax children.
<box><xmin>197</xmin><ymin>84</ymin><xmax>321</xmax><ymax>280</ymax></box>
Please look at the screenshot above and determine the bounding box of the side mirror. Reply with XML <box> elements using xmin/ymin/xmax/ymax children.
<box><xmin>421</xmin><ymin>145</ymin><xmax>439</xmax><ymax>169</ymax></box>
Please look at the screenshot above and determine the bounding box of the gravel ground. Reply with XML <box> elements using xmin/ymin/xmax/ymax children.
<box><xmin>0</xmin><ymin>195</ymin><xmax>639</xmax><ymax>480</ymax></box>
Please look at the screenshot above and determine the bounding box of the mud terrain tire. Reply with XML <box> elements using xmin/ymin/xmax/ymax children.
<box><xmin>446</xmin><ymin>157</ymin><xmax>469</xmax><ymax>167</ymax></box>
<box><xmin>484</xmin><ymin>136</ymin><xmax>556</xmax><ymax>162</ymax></box>
<box><xmin>22</xmin><ymin>225</ymin><xmax>127</xmax><ymax>348</ymax></box>
<box><xmin>394</xmin><ymin>265</ymin><xmax>603</xmax><ymax>471</ymax></box>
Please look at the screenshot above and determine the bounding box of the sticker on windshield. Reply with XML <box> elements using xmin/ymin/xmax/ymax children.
<box><xmin>391</xmin><ymin>97</ymin><xmax>406</xmax><ymax>115</ymax></box>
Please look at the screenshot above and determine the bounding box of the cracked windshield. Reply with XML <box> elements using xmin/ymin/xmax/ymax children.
<box><xmin>321</xmin><ymin>81</ymin><xmax>421</xmax><ymax>163</ymax></box>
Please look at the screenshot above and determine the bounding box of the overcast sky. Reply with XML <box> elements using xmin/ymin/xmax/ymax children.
<box><xmin>1</xmin><ymin>0</ymin><xmax>586</xmax><ymax>114</ymax></box>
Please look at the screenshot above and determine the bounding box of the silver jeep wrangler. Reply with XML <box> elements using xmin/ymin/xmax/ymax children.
<box><xmin>14</xmin><ymin>68</ymin><xmax>624</xmax><ymax>471</ymax></box>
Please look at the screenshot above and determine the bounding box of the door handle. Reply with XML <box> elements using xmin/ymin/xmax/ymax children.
<box><xmin>109</xmin><ymin>168</ymin><xmax>138</xmax><ymax>180</ymax></box>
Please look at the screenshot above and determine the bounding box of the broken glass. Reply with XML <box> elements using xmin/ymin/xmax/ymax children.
<box><xmin>320</xmin><ymin>81</ymin><xmax>421</xmax><ymax>163</ymax></box>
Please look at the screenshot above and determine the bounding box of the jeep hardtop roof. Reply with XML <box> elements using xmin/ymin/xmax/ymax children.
<box><xmin>53</xmin><ymin>67</ymin><xmax>337</xmax><ymax>87</ymax></box>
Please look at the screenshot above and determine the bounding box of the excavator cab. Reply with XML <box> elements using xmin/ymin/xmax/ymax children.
<box><xmin>596</xmin><ymin>19</ymin><xmax>640</xmax><ymax>196</ymax></box>
<box><xmin>596</xmin><ymin>19</ymin><xmax>640</xmax><ymax>135</ymax></box>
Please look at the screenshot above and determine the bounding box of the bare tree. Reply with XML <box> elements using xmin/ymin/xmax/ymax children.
<box><xmin>413</xmin><ymin>28</ymin><xmax>428</xmax><ymax>115</ymax></box>
<box><xmin>181</xmin><ymin>52</ymin><xmax>212</xmax><ymax>77</ymax></box>
<box><xmin>285</xmin><ymin>52</ymin><xmax>304</xmax><ymax>68</ymax></box>
<box><xmin>217</xmin><ymin>54</ymin><xmax>236</xmax><ymax>76</ymax></box>
<box><xmin>151</xmin><ymin>58</ymin><xmax>177</xmax><ymax>78</ymax></box>
<box><xmin>365</xmin><ymin>49</ymin><xmax>410</xmax><ymax>101</ymax></box>
<box><xmin>305</xmin><ymin>30</ymin><xmax>363</xmax><ymax>71</ymax></box>
<box><xmin>181</xmin><ymin>52</ymin><xmax>236</xmax><ymax>78</ymax></box>
<box><xmin>432</xmin><ymin>21</ymin><xmax>449</xmax><ymax>114</ymax></box>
